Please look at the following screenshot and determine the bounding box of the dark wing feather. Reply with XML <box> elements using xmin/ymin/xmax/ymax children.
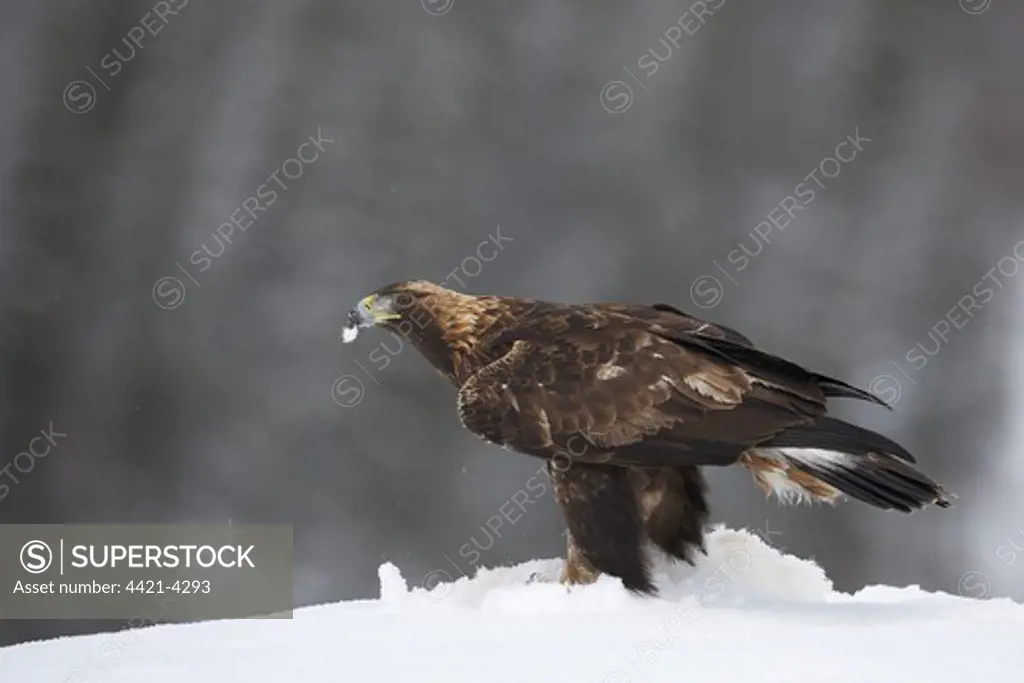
<box><xmin>650</xmin><ymin>303</ymin><xmax>755</xmax><ymax>347</ymax></box>
<box><xmin>651</xmin><ymin>332</ymin><xmax>891</xmax><ymax>409</ymax></box>
<box><xmin>607</xmin><ymin>301</ymin><xmax>885</xmax><ymax>409</ymax></box>
<box><xmin>604</xmin><ymin>303</ymin><xmax>755</xmax><ymax>347</ymax></box>
<box><xmin>456</xmin><ymin>307</ymin><xmax>828</xmax><ymax>470</ymax></box>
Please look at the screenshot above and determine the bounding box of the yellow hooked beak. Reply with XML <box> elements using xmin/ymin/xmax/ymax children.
<box><xmin>360</xmin><ymin>294</ymin><xmax>401</xmax><ymax>322</ymax></box>
<box><xmin>342</xmin><ymin>293</ymin><xmax>404</xmax><ymax>343</ymax></box>
<box><xmin>345</xmin><ymin>294</ymin><xmax>400</xmax><ymax>337</ymax></box>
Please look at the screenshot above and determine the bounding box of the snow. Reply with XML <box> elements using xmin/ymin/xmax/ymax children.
<box><xmin>340</xmin><ymin>324</ymin><xmax>358</xmax><ymax>343</ymax></box>
<box><xmin>3</xmin><ymin>526</ymin><xmax>1022</xmax><ymax>682</ymax></box>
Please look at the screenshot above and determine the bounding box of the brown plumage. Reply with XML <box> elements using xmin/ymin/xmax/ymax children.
<box><xmin>343</xmin><ymin>280</ymin><xmax>953</xmax><ymax>594</ymax></box>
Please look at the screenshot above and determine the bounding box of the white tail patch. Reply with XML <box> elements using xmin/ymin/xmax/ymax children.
<box><xmin>777</xmin><ymin>447</ymin><xmax>854</xmax><ymax>471</ymax></box>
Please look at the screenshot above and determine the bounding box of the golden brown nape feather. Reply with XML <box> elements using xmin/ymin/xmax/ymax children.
<box><xmin>370</xmin><ymin>280</ymin><xmax>532</xmax><ymax>383</ymax></box>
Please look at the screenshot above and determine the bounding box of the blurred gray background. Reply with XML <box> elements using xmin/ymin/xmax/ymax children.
<box><xmin>2</xmin><ymin>0</ymin><xmax>1023</xmax><ymax>648</ymax></box>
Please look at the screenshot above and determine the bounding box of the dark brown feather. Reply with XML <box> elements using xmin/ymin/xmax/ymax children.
<box><xmin>456</xmin><ymin>306</ymin><xmax>824</xmax><ymax>467</ymax></box>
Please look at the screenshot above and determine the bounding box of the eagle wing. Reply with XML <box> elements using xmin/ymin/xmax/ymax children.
<box><xmin>602</xmin><ymin>302</ymin><xmax>755</xmax><ymax>347</ymax></box>
<box><xmin>456</xmin><ymin>306</ymin><xmax>839</xmax><ymax>468</ymax></box>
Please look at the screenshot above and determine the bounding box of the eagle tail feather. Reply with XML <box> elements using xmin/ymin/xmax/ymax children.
<box><xmin>762</xmin><ymin>416</ymin><xmax>916</xmax><ymax>463</ymax></box>
<box><xmin>743</xmin><ymin>419</ymin><xmax>953</xmax><ymax>512</ymax></box>
<box><xmin>744</xmin><ymin>445</ymin><xmax>953</xmax><ymax>512</ymax></box>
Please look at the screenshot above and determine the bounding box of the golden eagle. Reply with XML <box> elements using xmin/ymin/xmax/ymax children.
<box><xmin>342</xmin><ymin>280</ymin><xmax>952</xmax><ymax>594</ymax></box>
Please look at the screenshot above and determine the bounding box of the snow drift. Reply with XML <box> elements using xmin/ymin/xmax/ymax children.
<box><xmin>2</xmin><ymin>527</ymin><xmax>1022</xmax><ymax>682</ymax></box>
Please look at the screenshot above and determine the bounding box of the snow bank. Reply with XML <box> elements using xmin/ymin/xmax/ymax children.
<box><xmin>380</xmin><ymin>526</ymin><xmax>833</xmax><ymax>613</ymax></box>
<box><xmin>2</xmin><ymin>527</ymin><xmax>1022</xmax><ymax>683</ymax></box>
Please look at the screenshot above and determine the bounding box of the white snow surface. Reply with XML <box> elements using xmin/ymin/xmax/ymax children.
<box><xmin>3</xmin><ymin>526</ymin><xmax>1022</xmax><ymax>682</ymax></box>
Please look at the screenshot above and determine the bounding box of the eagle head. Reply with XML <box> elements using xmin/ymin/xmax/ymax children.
<box><xmin>342</xmin><ymin>279</ymin><xmax>438</xmax><ymax>343</ymax></box>
<box><xmin>341</xmin><ymin>279</ymin><xmax>515</xmax><ymax>382</ymax></box>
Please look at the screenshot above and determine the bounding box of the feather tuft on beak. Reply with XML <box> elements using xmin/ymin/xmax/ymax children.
<box><xmin>340</xmin><ymin>324</ymin><xmax>359</xmax><ymax>343</ymax></box>
<box><xmin>341</xmin><ymin>298</ymin><xmax>374</xmax><ymax>344</ymax></box>
<box><xmin>342</xmin><ymin>294</ymin><xmax>399</xmax><ymax>343</ymax></box>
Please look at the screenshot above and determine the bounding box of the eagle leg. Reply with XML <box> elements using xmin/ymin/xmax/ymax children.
<box><xmin>560</xmin><ymin>531</ymin><xmax>601</xmax><ymax>587</ymax></box>
<box><xmin>548</xmin><ymin>461</ymin><xmax>656</xmax><ymax>594</ymax></box>
<box><xmin>633</xmin><ymin>466</ymin><xmax>709</xmax><ymax>565</ymax></box>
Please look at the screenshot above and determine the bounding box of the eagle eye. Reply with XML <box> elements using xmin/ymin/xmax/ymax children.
<box><xmin>393</xmin><ymin>292</ymin><xmax>416</xmax><ymax>309</ymax></box>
